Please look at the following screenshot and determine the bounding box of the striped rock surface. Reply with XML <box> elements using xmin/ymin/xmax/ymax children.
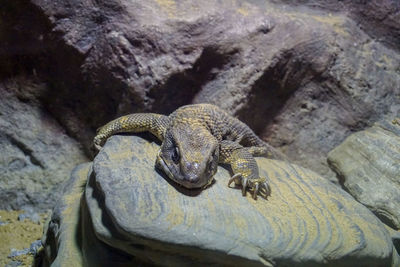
<box><xmin>42</xmin><ymin>135</ymin><xmax>399</xmax><ymax>266</ymax></box>
<box><xmin>328</xmin><ymin>120</ymin><xmax>400</xmax><ymax>230</ymax></box>
<box><xmin>84</xmin><ymin>135</ymin><xmax>397</xmax><ymax>266</ymax></box>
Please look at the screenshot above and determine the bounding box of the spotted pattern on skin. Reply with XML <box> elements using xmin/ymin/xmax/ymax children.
<box><xmin>94</xmin><ymin>104</ymin><xmax>285</xmax><ymax>199</ymax></box>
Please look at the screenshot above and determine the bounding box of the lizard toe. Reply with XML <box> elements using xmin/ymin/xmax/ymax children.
<box><xmin>247</xmin><ymin>177</ymin><xmax>271</xmax><ymax>200</ymax></box>
<box><xmin>263</xmin><ymin>179</ymin><xmax>271</xmax><ymax>197</ymax></box>
<box><xmin>252</xmin><ymin>183</ymin><xmax>259</xmax><ymax>200</ymax></box>
<box><xmin>241</xmin><ymin>177</ymin><xmax>248</xmax><ymax>196</ymax></box>
<box><xmin>228</xmin><ymin>173</ymin><xmax>242</xmax><ymax>187</ymax></box>
<box><xmin>228</xmin><ymin>174</ymin><xmax>270</xmax><ymax>199</ymax></box>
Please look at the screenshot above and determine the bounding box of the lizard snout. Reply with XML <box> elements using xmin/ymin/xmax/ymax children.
<box><xmin>182</xmin><ymin>162</ymin><xmax>205</xmax><ymax>184</ymax></box>
<box><xmin>182</xmin><ymin>161</ymin><xmax>200</xmax><ymax>175</ymax></box>
<box><xmin>184</xmin><ymin>173</ymin><xmax>201</xmax><ymax>183</ymax></box>
<box><xmin>178</xmin><ymin>159</ymin><xmax>214</xmax><ymax>188</ymax></box>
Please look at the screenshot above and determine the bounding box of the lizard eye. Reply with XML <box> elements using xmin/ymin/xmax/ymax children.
<box><xmin>171</xmin><ymin>146</ymin><xmax>180</xmax><ymax>164</ymax></box>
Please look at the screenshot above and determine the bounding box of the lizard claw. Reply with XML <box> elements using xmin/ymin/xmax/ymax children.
<box><xmin>93</xmin><ymin>134</ymin><xmax>107</xmax><ymax>152</ymax></box>
<box><xmin>94</xmin><ymin>143</ymin><xmax>102</xmax><ymax>151</ymax></box>
<box><xmin>92</xmin><ymin>134</ymin><xmax>108</xmax><ymax>158</ymax></box>
<box><xmin>228</xmin><ymin>174</ymin><xmax>271</xmax><ymax>200</ymax></box>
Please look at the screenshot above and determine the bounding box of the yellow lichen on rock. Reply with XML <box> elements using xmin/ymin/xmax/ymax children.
<box><xmin>311</xmin><ymin>14</ymin><xmax>350</xmax><ymax>37</ymax></box>
<box><xmin>43</xmin><ymin>135</ymin><xmax>397</xmax><ymax>266</ymax></box>
<box><xmin>0</xmin><ymin>210</ymin><xmax>48</xmax><ymax>267</ymax></box>
<box><xmin>155</xmin><ymin>0</ymin><xmax>177</xmax><ymax>18</ymax></box>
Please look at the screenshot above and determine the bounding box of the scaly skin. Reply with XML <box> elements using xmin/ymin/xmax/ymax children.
<box><xmin>94</xmin><ymin>104</ymin><xmax>285</xmax><ymax>199</ymax></box>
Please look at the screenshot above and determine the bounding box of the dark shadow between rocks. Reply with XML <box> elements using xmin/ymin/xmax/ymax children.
<box><xmin>82</xmin><ymin>179</ymin><xmax>140</xmax><ymax>266</ymax></box>
<box><xmin>237</xmin><ymin>50</ymin><xmax>313</xmax><ymax>135</ymax></box>
<box><xmin>149</xmin><ymin>47</ymin><xmax>237</xmax><ymax>114</ymax></box>
<box><xmin>87</xmin><ymin>170</ymin><xmax>130</xmax><ymax>241</ymax></box>
<box><xmin>42</xmin><ymin>60</ymin><xmax>129</xmax><ymax>157</ymax></box>
<box><xmin>0</xmin><ymin>0</ymin><xmax>52</xmax><ymax>79</ymax></box>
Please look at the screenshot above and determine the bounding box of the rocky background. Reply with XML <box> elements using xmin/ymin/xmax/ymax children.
<box><xmin>0</xmin><ymin>0</ymin><xmax>399</xmax><ymax>220</ymax></box>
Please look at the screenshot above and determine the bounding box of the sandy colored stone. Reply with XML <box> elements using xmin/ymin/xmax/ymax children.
<box><xmin>328</xmin><ymin>120</ymin><xmax>400</xmax><ymax>229</ymax></box>
<box><xmin>41</xmin><ymin>164</ymin><xmax>88</xmax><ymax>267</ymax></box>
<box><xmin>0</xmin><ymin>78</ymin><xmax>88</xmax><ymax>211</ymax></box>
<box><xmin>0</xmin><ymin>210</ymin><xmax>48</xmax><ymax>267</ymax></box>
<box><xmin>42</xmin><ymin>135</ymin><xmax>400</xmax><ymax>266</ymax></box>
<box><xmin>42</xmin><ymin>163</ymin><xmax>144</xmax><ymax>267</ymax></box>
<box><xmin>85</xmin><ymin>135</ymin><xmax>397</xmax><ymax>266</ymax></box>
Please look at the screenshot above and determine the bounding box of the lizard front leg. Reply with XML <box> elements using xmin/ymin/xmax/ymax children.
<box><xmin>93</xmin><ymin>113</ymin><xmax>170</xmax><ymax>151</ymax></box>
<box><xmin>220</xmin><ymin>140</ymin><xmax>271</xmax><ymax>200</ymax></box>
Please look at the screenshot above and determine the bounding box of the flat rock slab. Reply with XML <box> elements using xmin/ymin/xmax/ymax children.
<box><xmin>328</xmin><ymin>120</ymin><xmax>400</xmax><ymax>230</ymax></box>
<box><xmin>86</xmin><ymin>135</ymin><xmax>397</xmax><ymax>266</ymax></box>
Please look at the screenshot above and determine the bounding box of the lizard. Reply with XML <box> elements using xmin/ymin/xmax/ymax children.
<box><xmin>93</xmin><ymin>103</ymin><xmax>286</xmax><ymax>199</ymax></box>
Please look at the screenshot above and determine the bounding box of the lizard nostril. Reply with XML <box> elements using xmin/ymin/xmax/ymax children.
<box><xmin>188</xmin><ymin>175</ymin><xmax>199</xmax><ymax>182</ymax></box>
<box><xmin>185</xmin><ymin>162</ymin><xmax>199</xmax><ymax>172</ymax></box>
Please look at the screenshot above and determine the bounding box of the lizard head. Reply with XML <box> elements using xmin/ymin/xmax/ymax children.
<box><xmin>155</xmin><ymin>123</ymin><xmax>219</xmax><ymax>189</ymax></box>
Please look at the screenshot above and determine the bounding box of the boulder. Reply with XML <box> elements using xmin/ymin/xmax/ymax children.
<box><xmin>0</xmin><ymin>78</ymin><xmax>87</xmax><ymax>211</ymax></box>
<box><xmin>270</xmin><ymin>0</ymin><xmax>400</xmax><ymax>52</ymax></box>
<box><xmin>43</xmin><ymin>135</ymin><xmax>400</xmax><ymax>266</ymax></box>
<box><xmin>42</xmin><ymin>163</ymin><xmax>152</xmax><ymax>266</ymax></box>
<box><xmin>328</xmin><ymin>119</ymin><xmax>400</xmax><ymax>229</ymax></box>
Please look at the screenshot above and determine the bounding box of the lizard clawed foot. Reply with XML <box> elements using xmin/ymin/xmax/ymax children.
<box><xmin>228</xmin><ymin>174</ymin><xmax>271</xmax><ymax>200</ymax></box>
<box><xmin>93</xmin><ymin>134</ymin><xmax>107</xmax><ymax>151</ymax></box>
<box><xmin>93</xmin><ymin>139</ymin><xmax>102</xmax><ymax>152</ymax></box>
<box><xmin>94</xmin><ymin>143</ymin><xmax>103</xmax><ymax>152</ymax></box>
<box><xmin>92</xmin><ymin>135</ymin><xmax>107</xmax><ymax>157</ymax></box>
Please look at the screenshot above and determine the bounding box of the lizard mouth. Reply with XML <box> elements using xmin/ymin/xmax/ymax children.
<box><xmin>155</xmin><ymin>151</ymin><xmax>175</xmax><ymax>182</ymax></box>
<box><xmin>155</xmin><ymin>150</ymin><xmax>212</xmax><ymax>189</ymax></box>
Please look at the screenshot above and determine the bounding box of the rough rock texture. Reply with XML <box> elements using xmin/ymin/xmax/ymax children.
<box><xmin>271</xmin><ymin>0</ymin><xmax>400</xmax><ymax>52</ymax></box>
<box><xmin>42</xmin><ymin>163</ymin><xmax>89</xmax><ymax>267</ymax></box>
<box><xmin>1</xmin><ymin>0</ymin><xmax>399</xmax><ymax>182</ymax></box>
<box><xmin>328</xmin><ymin>119</ymin><xmax>400</xmax><ymax>230</ymax></box>
<box><xmin>42</xmin><ymin>163</ymin><xmax>147</xmax><ymax>267</ymax></box>
<box><xmin>43</xmin><ymin>135</ymin><xmax>400</xmax><ymax>266</ymax></box>
<box><xmin>0</xmin><ymin>210</ymin><xmax>48</xmax><ymax>267</ymax></box>
<box><xmin>0</xmin><ymin>77</ymin><xmax>87</xmax><ymax>211</ymax></box>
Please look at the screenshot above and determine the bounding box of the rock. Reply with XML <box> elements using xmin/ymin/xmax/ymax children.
<box><xmin>41</xmin><ymin>163</ymin><xmax>88</xmax><ymax>267</ymax></box>
<box><xmin>2</xmin><ymin>0</ymin><xmax>399</xmax><ymax>182</ymax></box>
<box><xmin>0</xmin><ymin>78</ymin><xmax>88</xmax><ymax>211</ymax></box>
<box><xmin>29</xmin><ymin>239</ymin><xmax>42</xmax><ymax>255</ymax></box>
<box><xmin>7</xmin><ymin>240</ymin><xmax>42</xmax><ymax>258</ymax></box>
<box><xmin>8</xmin><ymin>248</ymin><xmax>30</xmax><ymax>258</ymax></box>
<box><xmin>271</xmin><ymin>0</ymin><xmax>400</xmax><ymax>52</ymax></box>
<box><xmin>18</xmin><ymin>207</ymin><xmax>41</xmax><ymax>224</ymax></box>
<box><xmin>43</xmin><ymin>135</ymin><xmax>399</xmax><ymax>266</ymax></box>
<box><xmin>41</xmin><ymin>162</ymin><xmax>141</xmax><ymax>266</ymax></box>
<box><xmin>0</xmin><ymin>209</ymin><xmax>46</xmax><ymax>266</ymax></box>
<box><xmin>5</xmin><ymin>261</ymin><xmax>22</xmax><ymax>267</ymax></box>
<box><xmin>328</xmin><ymin>119</ymin><xmax>400</xmax><ymax>229</ymax></box>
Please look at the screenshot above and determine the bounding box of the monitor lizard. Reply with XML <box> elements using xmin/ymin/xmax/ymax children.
<box><xmin>93</xmin><ymin>103</ymin><xmax>286</xmax><ymax>199</ymax></box>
